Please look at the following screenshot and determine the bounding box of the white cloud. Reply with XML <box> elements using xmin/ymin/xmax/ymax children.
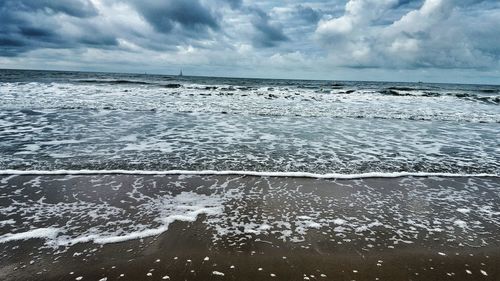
<box><xmin>315</xmin><ymin>0</ymin><xmax>500</xmax><ymax>69</ymax></box>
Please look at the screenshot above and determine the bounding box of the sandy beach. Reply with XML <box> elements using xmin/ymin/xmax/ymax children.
<box><xmin>1</xmin><ymin>174</ymin><xmax>498</xmax><ymax>280</ymax></box>
<box><xmin>2</xmin><ymin>0</ymin><xmax>500</xmax><ymax>280</ymax></box>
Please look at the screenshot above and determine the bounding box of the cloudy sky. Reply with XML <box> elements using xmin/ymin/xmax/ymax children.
<box><xmin>1</xmin><ymin>0</ymin><xmax>499</xmax><ymax>84</ymax></box>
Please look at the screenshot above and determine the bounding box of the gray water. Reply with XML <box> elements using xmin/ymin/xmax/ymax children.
<box><xmin>1</xmin><ymin>69</ymin><xmax>499</xmax><ymax>174</ymax></box>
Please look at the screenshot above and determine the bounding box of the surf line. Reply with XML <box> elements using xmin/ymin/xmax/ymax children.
<box><xmin>0</xmin><ymin>170</ymin><xmax>498</xmax><ymax>179</ymax></box>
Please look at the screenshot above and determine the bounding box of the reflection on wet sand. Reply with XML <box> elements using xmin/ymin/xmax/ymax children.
<box><xmin>0</xmin><ymin>174</ymin><xmax>499</xmax><ymax>280</ymax></box>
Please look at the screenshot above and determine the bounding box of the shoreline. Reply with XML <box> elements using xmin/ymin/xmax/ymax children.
<box><xmin>1</xmin><ymin>174</ymin><xmax>499</xmax><ymax>280</ymax></box>
<box><xmin>0</xmin><ymin>169</ymin><xmax>498</xmax><ymax>179</ymax></box>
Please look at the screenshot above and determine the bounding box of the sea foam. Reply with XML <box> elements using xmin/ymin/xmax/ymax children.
<box><xmin>0</xmin><ymin>169</ymin><xmax>497</xmax><ymax>178</ymax></box>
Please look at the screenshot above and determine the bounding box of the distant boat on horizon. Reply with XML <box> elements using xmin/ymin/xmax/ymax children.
<box><xmin>178</xmin><ymin>69</ymin><xmax>183</xmax><ymax>77</ymax></box>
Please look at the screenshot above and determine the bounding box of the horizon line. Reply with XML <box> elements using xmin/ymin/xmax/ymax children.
<box><xmin>2</xmin><ymin>67</ymin><xmax>499</xmax><ymax>87</ymax></box>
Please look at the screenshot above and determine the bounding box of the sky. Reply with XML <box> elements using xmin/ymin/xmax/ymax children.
<box><xmin>1</xmin><ymin>0</ymin><xmax>500</xmax><ymax>84</ymax></box>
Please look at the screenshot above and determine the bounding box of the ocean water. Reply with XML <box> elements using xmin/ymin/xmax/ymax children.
<box><xmin>1</xmin><ymin>70</ymin><xmax>500</xmax><ymax>276</ymax></box>
<box><xmin>0</xmin><ymin>69</ymin><xmax>499</xmax><ymax>174</ymax></box>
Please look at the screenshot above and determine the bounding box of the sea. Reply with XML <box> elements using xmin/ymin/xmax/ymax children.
<box><xmin>0</xmin><ymin>69</ymin><xmax>499</xmax><ymax>175</ymax></box>
<box><xmin>1</xmin><ymin>69</ymin><xmax>500</xmax><ymax>280</ymax></box>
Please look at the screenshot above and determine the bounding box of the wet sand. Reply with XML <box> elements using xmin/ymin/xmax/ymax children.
<box><xmin>0</xmin><ymin>175</ymin><xmax>499</xmax><ymax>280</ymax></box>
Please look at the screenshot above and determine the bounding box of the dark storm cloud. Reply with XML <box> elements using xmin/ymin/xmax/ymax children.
<box><xmin>223</xmin><ymin>0</ymin><xmax>243</xmax><ymax>9</ymax></box>
<box><xmin>0</xmin><ymin>0</ymin><xmax>223</xmax><ymax>57</ymax></box>
<box><xmin>0</xmin><ymin>0</ymin><xmax>116</xmax><ymax>56</ymax></box>
<box><xmin>292</xmin><ymin>5</ymin><xmax>322</xmax><ymax>24</ymax></box>
<box><xmin>394</xmin><ymin>0</ymin><xmax>424</xmax><ymax>8</ymax></box>
<box><xmin>0</xmin><ymin>0</ymin><xmax>296</xmax><ymax>56</ymax></box>
<box><xmin>0</xmin><ymin>0</ymin><xmax>499</xmax><ymax>81</ymax></box>
<box><xmin>250</xmin><ymin>8</ymin><xmax>289</xmax><ymax>48</ymax></box>
<box><xmin>129</xmin><ymin>0</ymin><xmax>219</xmax><ymax>34</ymax></box>
<box><xmin>1</xmin><ymin>0</ymin><xmax>98</xmax><ymax>18</ymax></box>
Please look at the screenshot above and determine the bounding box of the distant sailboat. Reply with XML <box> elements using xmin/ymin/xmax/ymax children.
<box><xmin>178</xmin><ymin>68</ymin><xmax>183</xmax><ymax>77</ymax></box>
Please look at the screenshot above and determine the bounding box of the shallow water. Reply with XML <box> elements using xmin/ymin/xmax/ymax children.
<box><xmin>1</xmin><ymin>69</ymin><xmax>499</xmax><ymax>174</ymax></box>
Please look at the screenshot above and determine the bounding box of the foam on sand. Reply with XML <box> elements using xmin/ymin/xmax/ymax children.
<box><xmin>0</xmin><ymin>174</ymin><xmax>499</xmax><ymax>252</ymax></box>
<box><xmin>0</xmin><ymin>190</ymin><xmax>223</xmax><ymax>247</ymax></box>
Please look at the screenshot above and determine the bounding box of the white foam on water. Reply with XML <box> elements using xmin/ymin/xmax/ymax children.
<box><xmin>305</xmin><ymin>222</ymin><xmax>321</xmax><ymax>229</ymax></box>
<box><xmin>15</xmin><ymin>144</ymin><xmax>40</xmax><ymax>155</ymax></box>
<box><xmin>333</xmin><ymin>218</ymin><xmax>346</xmax><ymax>225</ymax></box>
<box><xmin>454</xmin><ymin>220</ymin><xmax>468</xmax><ymax>228</ymax></box>
<box><xmin>0</xmin><ymin>219</ymin><xmax>15</xmax><ymax>226</ymax></box>
<box><xmin>0</xmin><ymin>169</ymin><xmax>497</xmax><ymax>178</ymax></box>
<box><xmin>1</xmin><ymin>100</ymin><xmax>498</xmax><ymax>175</ymax></box>
<box><xmin>258</xmin><ymin>224</ymin><xmax>272</xmax><ymax>231</ymax></box>
<box><xmin>0</xmin><ymin>228</ymin><xmax>59</xmax><ymax>243</ymax></box>
<box><xmin>212</xmin><ymin>271</ymin><xmax>225</xmax><ymax>276</ymax></box>
<box><xmin>2</xmin><ymin>80</ymin><xmax>499</xmax><ymax>123</ymax></box>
